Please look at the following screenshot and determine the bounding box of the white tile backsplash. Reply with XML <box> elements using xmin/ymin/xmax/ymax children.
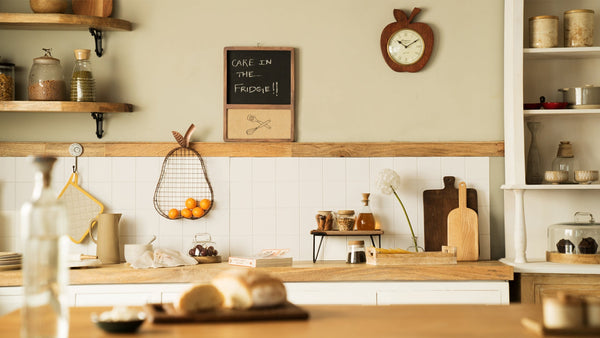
<box><xmin>0</xmin><ymin>156</ymin><xmax>492</xmax><ymax>261</ymax></box>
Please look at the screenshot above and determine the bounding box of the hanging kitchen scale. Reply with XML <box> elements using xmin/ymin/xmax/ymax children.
<box><xmin>153</xmin><ymin>124</ymin><xmax>214</xmax><ymax>219</ymax></box>
<box><xmin>57</xmin><ymin>143</ymin><xmax>104</xmax><ymax>243</ymax></box>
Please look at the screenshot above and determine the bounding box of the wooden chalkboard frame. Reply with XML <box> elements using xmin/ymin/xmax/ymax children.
<box><xmin>223</xmin><ymin>47</ymin><xmax>295</xmax><ymax>142</ymax></box>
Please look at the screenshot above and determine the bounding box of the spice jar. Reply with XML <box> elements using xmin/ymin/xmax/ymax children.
<box><xmin>28</xmin><ymin>48</ymin><xmax>66</xmax><ymax>101</ymax></box>
<box><xmin>347</xmin><ymin>240</ymin><xmax>366</xmax><ymax>264</ymax></box>
<box><xmin>336</xmin><ymin>210</ymin><xmax>355</xmax><ymax>231</ymax></box>
<box><xmin>529</xmin><ymin>15</ymin><xmax>559</xmax><ymax>48</ymax></box>
<box><xmin>315</xmin><ymin>211</ymin><xmax>335</xmax><ymax>231</ymax></box>
<box><xmin>564</xmin><ymin>9</ymin><xmax>594</xmax><ymax>47</ymax></box>
<box><xmin>70</xmin><ymin>49</ymin><xmax>95</xmax><ymax>102</ymax></box>
<box><xmin>0</xmin><ymin>62</ymin><xmax>15</xmax><ymax>101</ymax></box>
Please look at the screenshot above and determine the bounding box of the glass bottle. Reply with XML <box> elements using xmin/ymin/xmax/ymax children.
<box><xmin>21</xmin><ymin>156</ymin><xmax>69</xmax><ymax>338</ymax></box>
<box><xmin>28</xmin><ymin>48</ymin><xmax>66</xmax><ymax>101</ymax></box>
<box><xmin>355</xmin><ymin>193</ymin><xmax>375</xmax><ymax>230</ymax></box>
<box><xmin>552</xmin><ymin>141</ymin><xmax>577</xmax><ymax>183</ymax></box>
<box><xmin>70</xmin><ymin>49</ymin><xmax>95</xmax><ymax>102</ymax></box>
<box><xmin>526</xmin><ymin>121</ymin><xmax>543</xmax><ymax>184</ymax></box>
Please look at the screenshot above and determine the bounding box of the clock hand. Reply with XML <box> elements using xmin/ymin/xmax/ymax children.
<box><xmin>405</xmin><ymin>39</ymin><xmax>420</xmax><ymax>47</ymax></box>
<box><xmin>396</xmin><ymin>40</ymin><xmax>407</xmax><ymax>47</ymax></box>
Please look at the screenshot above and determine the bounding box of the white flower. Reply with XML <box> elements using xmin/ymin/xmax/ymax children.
<box><xmin>377</xmin><ymin>168</ymin><xmax>401</xmax><ymax>195</ymax></box>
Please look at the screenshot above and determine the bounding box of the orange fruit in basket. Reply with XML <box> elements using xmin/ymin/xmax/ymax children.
<box><xmin>199</xmin><ymin>199</ymin><xmax>211</xmax><ymax>210</ymax></box>
<box><xmin>168</xmin><ymin>208</ymin><xmax>179</xmax><ymax>219</ymax></box>
<box><xmin>185</xmin><ymin>198</ymin><xmax>197</xmax><ymax>209</ymax></box>
<box><xmin>181</xmin><ymin>208</ymin><xmax>192</xmax><ymax>219</ymax></box>
<box><xmin>192</xmin><ymin>207</ymin><xmax>205</xmax><ymax>218</ymax></box>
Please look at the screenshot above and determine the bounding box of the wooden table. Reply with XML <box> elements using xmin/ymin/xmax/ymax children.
<box><xmin>0</xmin><ymin>304</ymin><xmax>544</xmax><ymax>338</ymax></box>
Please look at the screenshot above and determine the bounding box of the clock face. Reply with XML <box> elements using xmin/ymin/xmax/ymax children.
<box><xmin>387</xmin><ymin>29</ymin><xmax>425</xmax><ymax>65</ymax></box>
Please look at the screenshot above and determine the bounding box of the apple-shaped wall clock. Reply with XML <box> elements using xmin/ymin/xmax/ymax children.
<box><xmin>380</xmin><ymin>8</ymin><xmax>434</xmax><ymax>72</ymax></box>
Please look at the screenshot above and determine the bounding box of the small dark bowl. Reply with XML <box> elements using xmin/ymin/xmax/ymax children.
<box><xmin>92</xmin><ymin>313</ymin><xmax>145</xmax><ymax>334</ymax></box>
<box><xmin>524</xmin><ymin>103</ymin><xmax>542</xmax><ymax>109</ymax></box>
<box><xmin>542</xmin><ymin>102</ymin><xmax>568</xmax><ymax>109</ymax></box>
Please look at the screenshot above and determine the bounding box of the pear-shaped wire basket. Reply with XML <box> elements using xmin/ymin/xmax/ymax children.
<box><xmin>153</xmin><ymin>124</ymin><xmax>214</xmax><ymax>219</ymax></box>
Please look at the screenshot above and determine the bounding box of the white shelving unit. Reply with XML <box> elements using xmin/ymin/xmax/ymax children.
<box><xmin>503</xmin><ymin>0</ymin><xmax>600</xmax><ymax>268</ymax></box>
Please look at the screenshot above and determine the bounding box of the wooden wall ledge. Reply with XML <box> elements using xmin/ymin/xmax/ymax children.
<box><xmin>0</xmin><ymin>141</ymin><xmax>504</xmax><ymax>157</ymax></box>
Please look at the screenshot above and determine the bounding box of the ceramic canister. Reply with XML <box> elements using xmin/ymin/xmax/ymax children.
<box><xmin>564</xmin><ymin>9</ymin><xmax>594</xmax><ymax>47</ymax></box>
<box><xmin>529</xmin><ymin>15</ymin><xmax>559</xmax><ymax>48</ymax></box>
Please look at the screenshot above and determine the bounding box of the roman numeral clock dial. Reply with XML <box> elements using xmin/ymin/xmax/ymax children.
<box><xmin>380</xmin><ymin>8</ymin><xmax>434</xmax><ymax>72</ymax></box>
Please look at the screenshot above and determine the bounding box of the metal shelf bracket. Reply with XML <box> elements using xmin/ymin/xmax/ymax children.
<box><xmin>89</xmin><ymin>28</ymin><xmax>104</xmax><ymax>57</ymax></box>
<box><xmin>91</xmin><ymin>112</ymin><xmax>104</xmax><ymax>138</ymax></box>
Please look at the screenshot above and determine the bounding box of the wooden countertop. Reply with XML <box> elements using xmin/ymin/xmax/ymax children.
<box><xmin>0</xmin><ymin>260</ymin><xmax>512</xmax><ymax>287</ymax></box>
<box><xmin>0</xmin><ymin>304</ymin><xmax>541</xmax><ymax>337</ymax></box>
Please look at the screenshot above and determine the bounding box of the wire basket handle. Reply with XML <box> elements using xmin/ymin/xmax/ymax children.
<box><xmin>172</xmin><ymin>124</ymin><xmax>196</xmax><ymax>148</ymax></box>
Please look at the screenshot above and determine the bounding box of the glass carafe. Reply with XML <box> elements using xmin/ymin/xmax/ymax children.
<box><xmin>526</xmin><ymin>121</ymin><xmax>543</xmax><ymax>184</ymax></box>
<box><xmin>552</xmin><ymin>141</ymin><xmax>577</xmax><ymax>183</ymax></box>
<box><xmin>21</xmin><ymin>156</ymin><xmax>69</xmax><ymax>338</ymax></box>
<box><xmin>355</xmin><ymin>193</ymin><xmax>375</xmax><ymax>230</ymax></box>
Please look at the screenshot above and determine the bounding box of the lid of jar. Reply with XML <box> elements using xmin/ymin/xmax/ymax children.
<box><xmin>529</xmin><ymin>15</ymin><xmax>558</xmax><ymax>20</ymax></box>
<box><xmin>338</xmin><ymin>210</ymin><xmax>355</xmax><ymax>215</ymax></box>
<box><xmin>74</xmin><ymin>49</ymin><xmax>91</xmax><ymax>60</ymax></box>
<box><xmin>348</xmin><ymin>240</ymin><xmax>364</xmax><ymax>246</ymax></box>
<box><xmin>556</xmin><ymin>141</ymin><xmax>574</xmax><ymax>158</ymax></box>
<box><xmin>34</xmin><ymin>48</ymin><xmax>60</xmax><ymax>64</ymax></box>
<box><xmin>565</xmin><ymin>9</ymin><xmax>594</xmax><ymax>14</ymax></box>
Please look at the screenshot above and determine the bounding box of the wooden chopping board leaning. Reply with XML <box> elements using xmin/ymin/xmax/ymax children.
<box><xmin>423</xmin><ymin>176</ymin><xmax>477</xmax><ymax>251</ymax></box>
<box><xmin>447</xmin><ymin>182</ymin><xmax>479</xmax><ymax>261</ymax></box>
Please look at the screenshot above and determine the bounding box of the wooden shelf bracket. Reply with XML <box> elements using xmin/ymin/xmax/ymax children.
<box><xmin>91</xmin><ymin>112</ymin><xmax>104</xmax><ymax>138</ymax></box>
<box><xmin>89</xmin><ymin>28</ymin><xmax>104</xmax><ymax>57</ymax></box>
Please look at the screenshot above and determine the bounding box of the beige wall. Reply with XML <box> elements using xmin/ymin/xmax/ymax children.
<box><xmin>0</xmin><ymin>0</ymin><xmax>504</xmax><ymax>143</ymax></box>
<box><xmin>0</xmin><ymin>0</ymin><xmax>506</xmax><ymax>258</ymax></box>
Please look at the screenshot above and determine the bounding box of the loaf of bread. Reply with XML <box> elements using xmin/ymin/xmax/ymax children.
<box><xmin>212</xmin><ymin>269</ymin><xmax>287</xmax><ymax>309</ymax></box>
<box><xmin>176</xmin><ymin>284</ymin><xmax>224</xmax><ymax>313</ymax></box>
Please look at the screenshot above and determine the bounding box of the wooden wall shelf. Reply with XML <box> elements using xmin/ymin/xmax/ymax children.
<box><xmin>0</xmin><ymin>13</ymin><xmax>132</xmax><ymax>31</ymax></box>
<box><xmin>0</xmin><ymin>141</ymin><xmax>504</xmax><ymax>158</ymax></box>
<box><xmin>0</xmin><ymin>101</ymin><xmax>133</xmax><ymax>113</ymax></box>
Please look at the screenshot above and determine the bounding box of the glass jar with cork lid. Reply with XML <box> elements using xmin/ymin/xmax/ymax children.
<box><xmin>70</xmin><ymin>49</ymin><xmax>95</xmax><ymax>102</ymax></box>
<box><xmin>0</xmin><ymin>61</ymin><xmax>15</xmax><ymax>101</ymax></box>
<box><xmin>336</xmin><ymin>210</ymin><xmax>355</xmax><ymax>231</ymax></box>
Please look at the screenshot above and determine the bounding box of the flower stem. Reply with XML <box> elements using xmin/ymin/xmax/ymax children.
<box><xmin>392</xmin><ymin>187</ymin><xmax>418</xmax><ymax>251</ymax></box>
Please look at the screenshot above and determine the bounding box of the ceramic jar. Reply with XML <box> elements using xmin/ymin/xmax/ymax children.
<box><xmin>529</xmin><ymin>15</ymin><xmax>558</xmax><ymax>48</ymax></box>
<box><xmin>30</xmin><ymin>0</ymin><xmax>68</xmax><ymax>13</ymax></box>
<box><xmin>564</xmin><ymin>9</ymin><xmax>594</xmax><ymax>47</ymax></box>
<box><xmin>28</xmin><ymin>49</ymin><xmax>66</xmax><ymax>101</ymax></box>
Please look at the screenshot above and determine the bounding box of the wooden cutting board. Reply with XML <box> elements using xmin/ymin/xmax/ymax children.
<box><xmin>423</xmin><ymin>176</ymin><xmax>477</xmax><ymax>251</ymax></box>
<box><xmin>72</xmin><ymin>0</ymin><xmax>113</xmax><ymax>17</ymax></box>
<box><xmin>144</xmin><ymin>302</ymin><xmax>309</xmax><ymax>323</ymax></box>
<box><xmin>447</xmin><ymin>182</ymin><xmax>479</xmax><ymax>261</ymax></box>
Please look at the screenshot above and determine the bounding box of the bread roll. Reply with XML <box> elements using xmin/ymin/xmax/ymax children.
<box><xmin>176</xmin><ymin>284</ymin><xmax>224</xmax><ymax>313</ymax></box>
<box><xmin>212</xmin><ymin>269</ymin><xmax>287</xmax><ymax>309</ymax></box>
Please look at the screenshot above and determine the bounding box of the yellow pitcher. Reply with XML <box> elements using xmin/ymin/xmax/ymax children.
<box><xmin>89</xmin><ymin>213</ymin><xmax>121</xmax><ymax>264</ymax></box>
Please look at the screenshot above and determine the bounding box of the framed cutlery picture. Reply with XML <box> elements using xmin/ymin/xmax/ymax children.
<box><xmin>223</xmin><ymin>47</ymin><xmax>295</xmax><ymax>142</ymax></box>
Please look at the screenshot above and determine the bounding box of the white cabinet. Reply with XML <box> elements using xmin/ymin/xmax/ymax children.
<box><xmin>503</xmin><ymin>0</ymin><xmax>600</xmax><ymax>264</ymax></box>
<box><xmin>0</xmin><ymin>281</ymin><xmax>509</xmax><ymax>315</ymax></box>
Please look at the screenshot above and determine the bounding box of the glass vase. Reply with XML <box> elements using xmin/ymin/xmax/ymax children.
<box><xmin>407</xmin><ymin>236</ymin><xmax>424</xmax><ymax>253</ymax></box>
<box><xmin>526</xmin><ymin>121</ymin><xmax>543</xmax><ymax>184</ymax></box>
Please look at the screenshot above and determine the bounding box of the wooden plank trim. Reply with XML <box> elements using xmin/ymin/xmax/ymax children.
<box><xmin>0</xmin><ymin>141</ymin><xmax>504</xmax><ymax>157</ymax></box>
<box><xmin>0</xmin><ymin>13</ymin><xmax>132</xmax><ymax>31</ymax></box>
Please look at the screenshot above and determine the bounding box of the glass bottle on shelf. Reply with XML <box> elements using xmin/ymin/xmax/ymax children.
<box><xmin>355</xmin><ymin>193</ymin><xmax>376</xmax><ymax>231</ymax></box>
<box><xmin>21</xmin><ymin>156</ymin><xmax>69</xmax><ymax>338</ymax></box>
<box><xmin>526</xmin><ymin>121</ymin><xmax>543</xmax><ymax>184</ymax></box>
<box><xmin>552</xmin><ymin>141</ymin><xmax>577</xmax><ymax>183</ymax></box>
<box><xmin>70</xmin><ymin>49</ymin><xmax>95</xmax><ymax>102</ymax></box>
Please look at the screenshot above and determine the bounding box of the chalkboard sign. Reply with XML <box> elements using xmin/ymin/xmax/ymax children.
<box><xmin>225</xmin><ymin>49</ymin><xmax>292</xmax><ymax>105</ymax></box>
<box><xmin>223</xmin><ymin>47</ymin><xmax>295</xmax><ymax>142</ymax></box>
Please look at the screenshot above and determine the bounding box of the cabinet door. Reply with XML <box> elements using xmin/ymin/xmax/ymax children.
<box><xmin>284</xmin><ymin>282</ymin><xmax>376</xmax><ymax>305</ymax></box>
<box><xmin>0</xmin><ymin>287</ymin><xmax>23</xmax><ymax>316</ymax></box>
<box><xmin>70</xmin><ymin>285</ymin><xmax>161</xmax><ymax>307</ymax></box>
<box><xmin>520</xmin><ymin>273</ymin><xmax>600</xmax><ymax>303</ymax></box>
<box><xmin>376</xmin><ymin>282</ymin><xmax>509</xmax><ymax>305</ymax></box>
